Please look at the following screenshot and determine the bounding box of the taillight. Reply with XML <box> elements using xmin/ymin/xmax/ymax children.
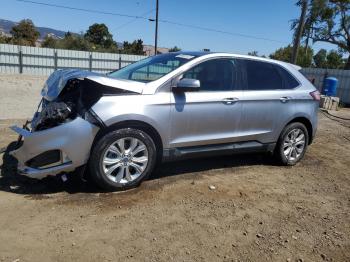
<box><xmin>310</xmin><ymin>90</ymin><xmax>321</xmax><ymax>101</ymax></box>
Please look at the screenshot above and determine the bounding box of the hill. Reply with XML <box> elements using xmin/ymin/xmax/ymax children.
<box><xmin>0</xmin><ymin>18</ymin><xmax>66</xmax><ymax>39</ymax></box>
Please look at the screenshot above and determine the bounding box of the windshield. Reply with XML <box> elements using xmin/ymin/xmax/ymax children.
<box><xmin>108</xmin><ymin>53</ymin><xmax>199</xmax><ymax>83</ymax></box>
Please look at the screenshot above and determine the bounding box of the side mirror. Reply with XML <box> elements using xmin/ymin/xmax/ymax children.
<box><xmin>173</xmin><ymin>78</ymin><xmax>200</xmax><ymax>92</ymax></box>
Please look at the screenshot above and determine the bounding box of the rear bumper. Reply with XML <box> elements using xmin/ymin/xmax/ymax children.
<box><xmin>9</xmin><ymin>117</ymin><xmax>99</xmax><ymax>179</ymax></box>
<box><xmin>310</xmin><ymin>105</ymin><xmax>319</xmax><ymax>144</ymax></box>
<box><xmin>311</xmin><ymin>121</ymin><xmax>317</xmax><ymax>144</ymax></box>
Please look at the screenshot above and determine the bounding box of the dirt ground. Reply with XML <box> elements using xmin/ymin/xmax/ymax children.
<box><xmin>0</xmin><ymin>110</ymin><xmax>349</xmax><ymax>262</ymax></box>
<box><xmin>0</xmin><ymin>74</ymin><xmax>45</xmax><ymax>119</ymax></box>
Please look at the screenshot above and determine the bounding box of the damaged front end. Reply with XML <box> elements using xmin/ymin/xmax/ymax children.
<box><xmin>9</xmin><ymin>69</ymin><xmax>142</xmax><ymax>179</ymax></box>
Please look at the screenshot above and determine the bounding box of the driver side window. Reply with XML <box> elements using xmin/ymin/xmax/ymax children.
<box><xmin>183</xmin><ymin>59</ymin><xmax>236</xmax><ymax>91</ymax></box>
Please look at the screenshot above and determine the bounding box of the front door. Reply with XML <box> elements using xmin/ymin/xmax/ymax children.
<box><xmin>169</xmin><ymin>58</ymin><xmax>243</xmax><ymax>148</ymax></box>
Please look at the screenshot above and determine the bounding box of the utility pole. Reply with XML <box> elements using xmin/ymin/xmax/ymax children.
<box><xmin>154</xmin><ymin>0</ymin><xmax>159</xmax><ymax>55</ymax></box>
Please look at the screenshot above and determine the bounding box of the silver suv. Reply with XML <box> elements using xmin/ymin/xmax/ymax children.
<box><xmin>10</xmin><ymin>52</ymin><xmax>320</xmax><ymax>190</ymax></box>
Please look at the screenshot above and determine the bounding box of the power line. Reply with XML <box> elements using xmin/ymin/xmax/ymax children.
<box><xmin>159</xmin><ymin>19</ymin><xmax>287</xmax><ymax>44</ymax></box>
<box><xmin>15</xmin><ymin>0</ymin><xmax>287</xmax><ymax>44</ymax></box>
<box><xmin>16</xmin><ymin>0</ymin><xmax>155</xmax><ymax>33</ymax></box>
<box><xmin>115</xmin><ymin>9</ymin><xmax>155</xmax><ymax>30</ymax></box>
<box><xmin>16</xmin><ymin>0</ymin><xmax>151</xmax><ymax>20</ymax></box>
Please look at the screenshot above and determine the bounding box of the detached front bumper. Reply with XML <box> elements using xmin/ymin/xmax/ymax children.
<box><xmin>9</xmin><ymin>117</ymin><xmax>99</xmax><ymax>179</ymax></box>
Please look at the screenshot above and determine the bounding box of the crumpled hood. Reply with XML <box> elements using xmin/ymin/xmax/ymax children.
<box><xmin>41</xmin><ymin>69</ymin><xmax>144</xmax><ymax>101</ymax></box>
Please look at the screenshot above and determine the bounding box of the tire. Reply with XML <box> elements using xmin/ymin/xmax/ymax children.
<box><xmin>275</xmin><ymin>122</ymin><xmax>309</xmax><ymax>166</ymax></box>
<box><xmin>89</xmin><ymin>128</ymin><xmax>157</xmax><ymax>191</ymax></box>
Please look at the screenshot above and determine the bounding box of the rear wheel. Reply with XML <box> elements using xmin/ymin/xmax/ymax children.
<box><xmin>275</xmin><ymin>122</ymin><xmax>309</xmax><ymax>166</ymax></box>
<box><xmin>89</xmin><ymin>128</ymin><xmax>157</xmax><ymax>191</ymax></box>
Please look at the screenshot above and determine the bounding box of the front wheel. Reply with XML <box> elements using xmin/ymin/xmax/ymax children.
<box><xmin>89</xmin><ymin>128</ymin><xmax>157</xmax><ymax>191</ymax></box>
<box><xmin>275</xmin><ymin>122</ymin><xmax>309</xmax><ymax>166</ymax></box>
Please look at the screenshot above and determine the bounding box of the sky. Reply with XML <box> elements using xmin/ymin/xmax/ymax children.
<box><xmin>0</xmin><ymin>0</ymin><xmax>336</xmax><ymax>56</ymax></box>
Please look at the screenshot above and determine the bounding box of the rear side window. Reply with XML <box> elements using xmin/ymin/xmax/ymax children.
<box><xmin>276</xmin><ymin>66</ymin><xmax>300</xmax><ymax>89</ymax></box>
<box><xmin>243</xmin><ymin>60</ymin><xmax>283</xmax><ymax>90</ymax></box>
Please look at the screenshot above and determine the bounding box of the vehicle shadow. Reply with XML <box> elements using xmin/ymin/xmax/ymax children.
<box><xmin>151</xmin><ymin>153</ymin><xmax>275</xmax><ymax>181</ymax></box>
<box><xmin>0</xmin><ymin>141</ymin><xmax>277</xmax><ymax>195</ymax></box>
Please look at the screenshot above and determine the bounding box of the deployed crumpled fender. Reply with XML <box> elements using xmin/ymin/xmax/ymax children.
<box><xmin>9</xmin><ymin>69</ymin><xmax>146</xmax><ymax>179</ymax></box>
<box><xmin>41</xmin><ymin>69</ymin><xmax>144</xmax><ymax>101</ymax></box>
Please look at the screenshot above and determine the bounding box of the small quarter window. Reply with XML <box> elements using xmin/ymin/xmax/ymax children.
<box><xmin>276</xmin><ymin>66</ymin><xmax>300</xmax><ymax>89</ymax></box>
<box><xmin>244</xmin><ymin>60</ymin><xmax>283</xmax><ymax>90</ymax></box>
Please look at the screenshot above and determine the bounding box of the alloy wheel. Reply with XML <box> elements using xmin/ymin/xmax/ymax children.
<box><xmin>101</xmin><ymin>137</ymin><xmax>149</xmax><ymax>184</ymax></box>
<box><xmin>283</xmin><ymin>128</ymin><xmax>306</xmax><ymax>162</ymax></box>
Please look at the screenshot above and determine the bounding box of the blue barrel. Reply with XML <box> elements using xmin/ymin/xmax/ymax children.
<box><xmin>323</xmin><ymin>77</ymin><xmax>338</xmax><ymax>96</ymax></box>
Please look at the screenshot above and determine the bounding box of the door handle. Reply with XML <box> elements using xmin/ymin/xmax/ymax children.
<box><xmin>222</xmin><ymin>97</ymin><xmax>239</xmax><ymax>105</ymax></box>
<box><xmin>280</xmin><ymin>96</ymin><xmax>292</xmax><ymax>103</ymax></box>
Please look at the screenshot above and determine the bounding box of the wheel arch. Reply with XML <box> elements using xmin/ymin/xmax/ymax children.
<box><xmin>92</xmin><ymin>120</ymin><xmax>164</xmax><ymax>163</ymax></box>
<box><xmin>286</xmin><ymin>117</ymin><xmax>313</xmax><ymax>144</ymax></box>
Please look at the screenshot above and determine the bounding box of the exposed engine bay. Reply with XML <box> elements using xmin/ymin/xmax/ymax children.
<box><xmin>31</xmin><ymin>101</ymin><xmax>73</xmax><ymax>131</ymax></box>
<box><xmin>30</xmin><ymin>77</ymin><xmax>138</xmax><ymax>132</ymax></box>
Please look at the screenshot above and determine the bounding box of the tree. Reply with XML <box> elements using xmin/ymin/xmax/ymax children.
<box><xmin>248</xmin><ymin>51</ymin><xmax>259</xmax><ymax>56</ymax></box>
<box><xmin>270</xmin><ymin>45</ymin><xmax>314</xmax><ymax>67</ymax></box>
<box><xmin>326</xmin><ymin>50</ymin><xmax>344</xmax><ymax>69</ymax></box>
<box><xmin>123</xmin><ymin>39</ymin><xmax>145</xmax><ymax>55</ymax></box>
<box><xmin>291</xmin><ymin>0</ymin><xmax>309</xmax><ymax>64</ymax></box>
<box><xmin>313</xmin><ymin>48</ymin><xmax>327</xmax><ymax>67</ymax></box>
<box><xmin>65</xmin><ymin>31</ymin><xmax>72</xmax><ymax>38</ymax></box>
<box><xmin>41</xmin><ymin>36</ymin><xmax>57</xmax><ymax>48</ymax></box>
<box><xmin>57</xmin><ymin>33</ymin><xmax>92</xmax><ymax>51</ymax></box>
<box><xmin>10</xmin><ymin>19</ymin><xmax>40</xmax><ymax>46</ymax></box>
<box><xmin>313</xmin><ymin>49</ymin><xmax>344</xmax><ymax>69</ymax></box>
<box><xmin>168</xmin><ymin>46</ymin><xmax>181</xmax><ymax>52</ymax></box>
<box><xmin>0</xmin><ymin>35</ymin><xmax>11</xmax><ymax>44</ymax></box>
<box><xmin>84</xmin><ymin>23</ymin><xmax>116</xmax><ymax>49</ymax></box>
<box><xmin>305</xmin><ymin>0</ymin><xmax>350</xmax><ymax>69</ymax></box>
<box><xmin>247</xmin><ymin>51</ymin><xmax>266</xmax><ymax>57</ymax></box>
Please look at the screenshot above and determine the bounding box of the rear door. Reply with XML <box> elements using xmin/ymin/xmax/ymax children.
<box><xmin>169</xmin><ymin>58</ymin><xmax>243</xmax><ymax>148</ymax></box>
<box><xmin>237</xmin><ymin>59</ymin><xmax>300</xmax><ymax>143</ymax></box>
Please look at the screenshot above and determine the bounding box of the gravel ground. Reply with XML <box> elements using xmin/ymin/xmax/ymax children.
<box><xmin>0</xmin><ymin>74</ymin><xmax>46</xmax><ymax>119</ymax></box>
<box><xmin>0</xmin><ymin>110</ymin><xmax>350</xmax><ymax>262</ymax></box>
